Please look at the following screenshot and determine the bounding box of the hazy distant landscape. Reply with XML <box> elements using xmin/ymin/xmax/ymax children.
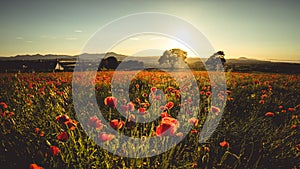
<box><xmin>1</xmin><ymin>52</ymin><xmax>299</xmax><ymax>74</ymax></box>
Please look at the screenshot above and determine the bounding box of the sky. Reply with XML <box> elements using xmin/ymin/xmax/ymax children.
<box><xmin>0</xmin><ymin>0</ymin><xmax>300</xmax><ymax>61</ymax></box>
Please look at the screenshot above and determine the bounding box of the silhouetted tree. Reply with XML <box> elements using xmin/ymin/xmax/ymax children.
<box><xmin>99</xmin><ymin>56</ymin><xmax>120</xmax><ymax>70</ymax></box>
<box><xmin>205</xmin><ymin>51</ymin><xmax>226</xmax><ymax>71</ymax></box>
<box><xmin>158</xmin><ymin>48</ymin><xmax>187</xmax><ymax>69</ymax></box>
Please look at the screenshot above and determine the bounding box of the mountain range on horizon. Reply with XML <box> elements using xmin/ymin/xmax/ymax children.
<box><xmin>0</xmin><ymin>52</ymin><xmax>300</xmax><ymax>64</ymax></box>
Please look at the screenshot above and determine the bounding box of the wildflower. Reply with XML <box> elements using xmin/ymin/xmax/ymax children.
<box><xmin>259</xmin><ymin>100</ymin><xmax>264</xmax><ymax>104</ymax></box>
<box><xmin>211</xmin><ymin>106</ymin><xmax>221</xmax><ymax>115</ymax></box>
<box><xmin>56</xmin><ymin>114</ymin><xmax>70</xmax><ymax>124</ymax></box>
<box><xmin>39</xmin><ymin>131</ymin><xmax>45</xmax><ymax>137</ymax></box>
<box><xmin>191</xmin><ymin>129</ymin><xmax>199</xmax><ymax>134</ymax></box>
<box><xmin>104</xmin><ymin>96</ymin><xmax>117</xmax><ymax>108</ymax></box>
<box><xmin>49</xmin><ymin>146</ymin><xmax>60</xmax><ymax>156</ymax></box>
<box><xmin>278</xmin><ymin>105</ymin><xmax>283</xmax><ymax>109</ymax></box>
<box><xmin>165</xmin><ymin>102</ymin><xmax>174</xmax><ymax>109</ymax></box>
<box><xmin>265</xmin><ymin>112</ymin><xmax>275</xmax><ymax>117</ymax></box>
<box><xmin>290</xmin><ymin>125</ymin><xmax>297</xmax><ymax>129</ymax></box>
<box><xmin>161</xmin><ymin>111</ymin><xmax>170</xmax><ymax>118</ymax></box>
<box><xmin>88</xmin><ymin>116</ymin><xmax>103</xmax><ymax>130</ymax></box>
<box><xmin>288</xmin><ymin>108</ymin><xmax>294</xmax><ymax>112</ymax></box>
<box><xmin>110</xmin><ymin>119</ymin><xmax>125</xmax><ymax>130</ymax></box>
<box><xmin>205</xmin><ymin>91</ymin><xmax>211</xmax><ymax>97</ymax></box>
<box><xmin>188</xmin><ymin>117</ymin><xmax>199</xmax><ymax>126</ymax></box>
<box><xmin>142</xmin><ymin>93</ymin><xmax>148</xmax><ymax>97</ymax></box>
<box><xmin>0</xmin><ymin>102</ymin><xmax>8</xmax><ymax>109</ymax></box>
<box><xmin>140</xmin><ymin>103</ymin><xmax>147</xmax><ymax>108</ymax></box>
<box><xmin>99</xmin><ymin>133</ymin><xmax>115</xmax><ymax>142</ymax></box>
<box><xmin>138</xmin><ymin>107</ymin><xmax>147</xmax><ymax>115</ymax></box>
<box><xmin>29</xmin><ymin>163</ymin><xmax>44</xmax><ymax>169</ymax></box>
<box><xmin>261</xmin><ymin>94</ymin><xmax>268</xmax><ymax>99</ymax></box>
<box><xmin>254</xmin><ymin>80</ymin><xmax>260</xmax><ymax>85</ymax></box>
<box><xmin>220</xmin><ymin>140</ymin><xmax>229</xmax><ymax>147</ymax></box>
<box><xmin>127</xmin><ymin>102</ymin><xmax>135</xmax><ymax>111</ymax></box>
<box><xmin>200</xmin><ymin>91</ymin><xmax>205</xmax><ymax>95</ymax></box>
<box><xmin>34</xmin><ymin>128</ymin><xmax>40</xmax><ymax>133</ymax></box>
<box><xmin>57</xmin><ymin>132</ymin><xmax>69</xmax><ymax>142</ymax></box>
<box><xmin>65</xmin><ymin>120</ymin><xmax>78</xmax><ymax>130</ymax></box>
<box><xmin>156</xmin><ymin>116</ymin><xmax>179</xmax><ymax>136</ymax></box>
<box><xmin>136</xmin><ymin>98</ymin><xmax>141</xmax><ymax>103</ymax></box>
<box><xmin>151</xmin><ymin>87</ymin><xmax>157</xmax><ymax>92</ymax></box>
<box><xmin>296</xmin><ymin>144</ymin><xmax>300</xmax><ymax>151</ymax></box>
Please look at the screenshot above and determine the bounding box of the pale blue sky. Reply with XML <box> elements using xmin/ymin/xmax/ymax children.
<box><xmin>0</xmin><ymin>0</ymin><xmax>299</xmax><ymax>61</ymax></box>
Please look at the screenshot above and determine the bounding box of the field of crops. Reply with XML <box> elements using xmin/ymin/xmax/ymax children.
<box><xmin>0</xmin><ymin>71</ymin><xmax>299</xmax><ymax>169</ymax></box>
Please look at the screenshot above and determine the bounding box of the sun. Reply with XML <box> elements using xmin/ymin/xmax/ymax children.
<box><xmin>109</xmin><ymin>34</ymin><xmax>198</xmax><ymax>57</ymax></box>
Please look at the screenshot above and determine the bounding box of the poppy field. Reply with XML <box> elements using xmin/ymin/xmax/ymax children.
<box><xmin>0</xmin><ymin>70</ymin><xmax>299</xmax><ymax>169</ymax></box>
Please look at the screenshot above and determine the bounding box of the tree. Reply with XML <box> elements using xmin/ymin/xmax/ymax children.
<box><xmin>99</xmin><ymin>56</ymin><xmax>120</xmax><ymax>70</ymax></box>
<box><xmin>158</xmin><ymin>48</ymin><xmax>187</xmax><ymax>69</ymax></box>
<box><xmin>205</xmin><ymin>51</ymin><xmax>226</xmax><ymax>71</ymax></box>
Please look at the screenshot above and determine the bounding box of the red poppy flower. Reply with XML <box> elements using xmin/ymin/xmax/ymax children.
<box><xmin>288</xmin><ymin>108</ymin><xmax>294</xmax><ymax>112</ymax></box>
<box><xmin>188</xmin><ymin>117</ymin><xmax>199</xmax><ymax>126</ymax></box>
<box><xmin>127</xmin><ymin>102</ymin><xmax>135</xmax><ymax>111</ymax></box>
<box><xmin>265</xmin><ymin>112</ymin><xmax>275</xmax><ymax>117</ymax></box>
<box><xmin>156</xmin><ymin>117</ymin><xmax>179</xmax><ymax>136</ymax></box>
<box><xmin>261</xmin><ymin>94</ymin><xmax>268</xmax><ymax>99</ymax></box>
<box><xmin>295</xmin><ymin>144</ymin><xmax>300</xmax><ymax>151</ymax></box>
<box><xmin>254</xmin><ymin>80</ymin><xmax>260</xmax><ymax>85</ymax></box>
<box><xmin>165</xmin><ymin>102</ymin><xmax>174</xmax><ymax>109</ymax></box>
<box><xmin>56</xmin><ymin>114</ymin><xmax>70</xmax><ymax>124</ymax></box>
<box><xmin>34</xmin><ymin>128</ymin><xmax>40</xmax><ymax>133</ymax></box>
<box><xmin>211</xmin><ymin>106</ymin><xmax>221</xmax><ymax>115</ymax></box>
<box><xmin>49</xmin><ymin>146</ymin><xmax>60</xmax><ymax>156</ymax></box>
<box><xmin>57</xmin><ymin>131</ymin><xmax>69</xmax><ymax>141</ymax></box>
<box><xmin>200</xmin><ymin>91</ymin><xmax>205</xmax><ymax>95</ymax></box>
<box><xmin>278</xmin><ymin>105</ymin><xmax>283</xmax><ymax>109</ymax></box>
<box><xmin>140</xmin><ymin>103</ymin><xmax>147</xmax><ymax>108</ymax></box>
<box><xmin>191</xmin><ymin>129</ymin><xmax>199</xmax><ymax>134</ymax></box>
<box><xmin>88</xmin><ymin>116</ymin><xmax>103</xmax><ymax>130</ymax></box>
<box><xmin>39</xmin><ymin>131</ymin><xmax>45</xmax><ymax>137</ymax></box>
<box><xmin>104</xmin><ymin>96</ymin><xmax>117</xmax><ymax>108</ymax></box>
<box><xmin>290</xmin><ymin>125</ymin><xmax>297</xmax><ymax>129</ymax></box>
<box><xmin>138</xmin><ymin>107</ymin><xmax>147</xmax><ymax>115</ymax></box>
<box><xmin>110</xmin><ymin>119</ymin><xmax>125</xmax><ymax>130</ymax></box>
<box><xmin>29</xmin><ymin>163</ymin><xmax>44</xmax><ymax>169</ymax></box>
<box><xmin>206</xmin><ymin>91</ymin><xmax>211</xmax><ymax>97</ymax></box>
<box><xmin>161</xmin><ymin>112</ymin><xmax>170</xmax><ymax>118</ymax></box>
<box><xmin>65</xmin><ymin>120</ymin><xmax>78</xmax><ymax>130</ymax></box>
<box><xmin>259</xmin><ymin>100</ymin><xmax>264</xmax><ymax>104</ymax></box>
<box><xmin>220</xmin><ymin>140</ymin><xmax>229</xmax><ymax>147</ymax></box>
<box><xmin>136</xmin><ymin>98</ymin><xmax>141</xmax><ymax>103</ymax></box>
<box><xmin>99</xmin><ymin>133</ymin><xmax>115</xmax><ymax>142</ymax></box>
<box><xmin>0</xmin><ymin>102</ymin><xmax>8</xmax><ymax>109</ymax></box>
<box><xmin>151</xmin><ymin>87</ymin><xmax>157</xmax><ymax>92</ymax></box>
<box><xmin>142</xmin><ymin>93</ymin><xmax>148</xmax><ymax>97</ymax></box>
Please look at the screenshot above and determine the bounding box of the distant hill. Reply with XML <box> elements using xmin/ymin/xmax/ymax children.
<box><xmin>0</xmin><ymin>53</ymin><xmax>299</xmax><ymax>73</ymax></box>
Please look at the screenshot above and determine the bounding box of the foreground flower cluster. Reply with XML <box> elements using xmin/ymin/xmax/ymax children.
<box><xmin>0</xmin><ymin>71</ymin><xmax>299</xmax><ymax>169</ymax></box>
